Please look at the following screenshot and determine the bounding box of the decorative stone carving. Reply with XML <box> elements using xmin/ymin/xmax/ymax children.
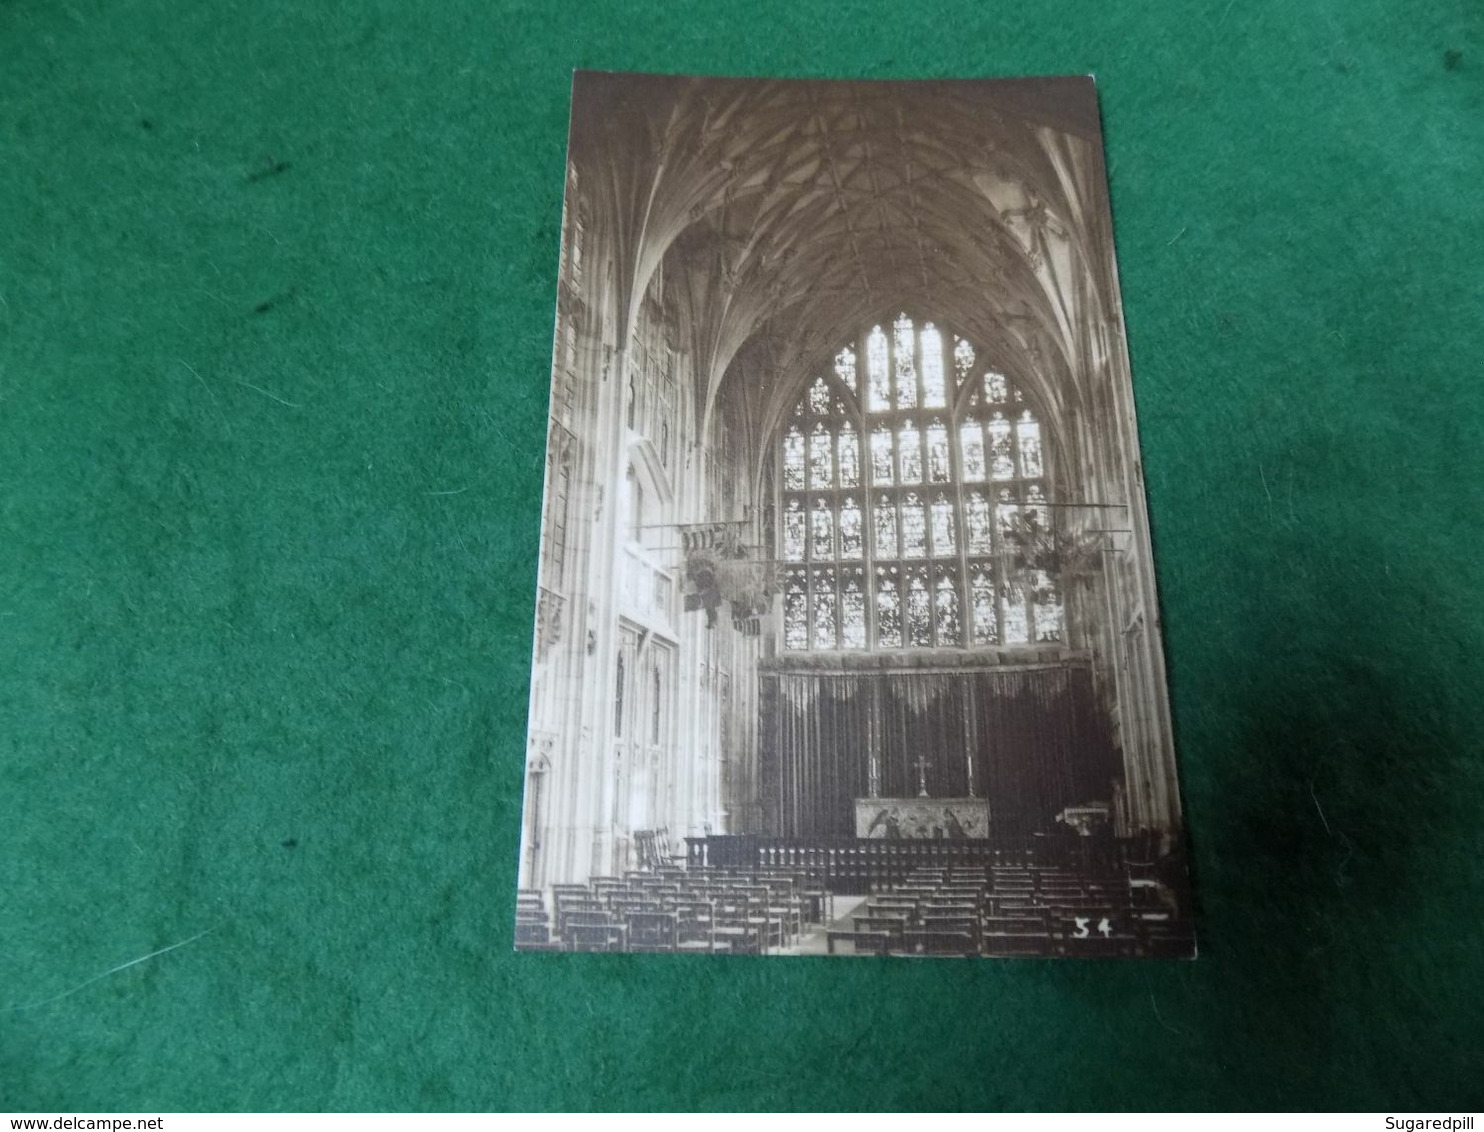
<box><xmin>535</xmin><ymin>586</ymin><xmax>566</xmax><ymax>660</ymax></box>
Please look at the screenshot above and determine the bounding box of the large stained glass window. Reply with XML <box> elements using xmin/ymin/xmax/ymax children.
<box><xmin>777</xmin><ymin>314</ymin><xmax>1062</xmax><ymax>650</ymax></box>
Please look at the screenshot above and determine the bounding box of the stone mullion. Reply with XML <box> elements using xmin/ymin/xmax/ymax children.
<box><xmin>950</xmin><ymin>355</ymin><xmax>971</xmax><ymax>649</ymax></box>
<box><xmin>860</xmin><ymin>323</ymin><xmax>881</xmax><ymax>651</ymax></box>
<box><xmin>838</xmin><ymin>366</ymin><xmax>872</xmax><ymax>655</ymax></box>
<box><xmin>1009</xmin><ymin>403</ymin><xmax>1033</xmax><ymax>643</ymax></box>
<box><xmin>911</xmin><ymin>313</ymin><xmax>925</xmax><ymax>415</ymax></box>
<box><xmin>990</xmin><ymin>417</ymin><xmax>1007</xmax><ymax>648</ymax></box>
<box><xmin>885</xmin><ymin>319</ymin><xmax>898</xmax><ymax>412</ymax></box>
<box><xmin>828</xmin><ymin>414</ymin><xmax>842</xmax><ymax>651</ymax></box>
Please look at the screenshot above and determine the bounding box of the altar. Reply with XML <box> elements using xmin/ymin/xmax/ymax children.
<box><xmin>855</xmin><ymin>798</ymin><xmax>991</xmax><ymax>840</ymax></box>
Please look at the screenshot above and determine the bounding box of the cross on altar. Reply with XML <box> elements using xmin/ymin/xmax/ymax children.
<box><xmin>911</xmin><ymin>752</ymin><xmax>932</xmax><ymax>797</ymax></box>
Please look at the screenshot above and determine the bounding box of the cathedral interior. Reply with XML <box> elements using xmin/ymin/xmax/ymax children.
<box><xmin>518</xmin><ymin>73</ymin><xmax>1192</xmax><ymax>957</ymax></box>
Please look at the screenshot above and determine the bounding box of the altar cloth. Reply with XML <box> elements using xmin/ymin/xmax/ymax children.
<box><xmin>855</xmin><ymin>798</ymin><xmax>991</xmax><ymax>839</ymax></box>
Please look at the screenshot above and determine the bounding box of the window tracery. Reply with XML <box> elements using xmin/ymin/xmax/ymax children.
<box><xmin>778</xmin><ymin>314</ymin><xmax>1062</xmax><ymax>650</ymax></box>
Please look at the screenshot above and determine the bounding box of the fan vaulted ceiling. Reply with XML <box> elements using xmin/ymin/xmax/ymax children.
<box><xmin>568</xmin><ymin>73</ymin><xmax>1117</xmax><ymax>450</ymax></box>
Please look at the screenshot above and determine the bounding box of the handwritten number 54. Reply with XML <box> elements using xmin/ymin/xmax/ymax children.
<box><xmin>1073</xmin><ymin>917</ymin><xmax>1112</xmax><ymax>939</ymax></box>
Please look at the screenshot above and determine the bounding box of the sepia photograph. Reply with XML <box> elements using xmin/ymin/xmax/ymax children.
<box><xmin>517</xmin><ymin>72</ymin><xmax>1194</xmax><ymax>958</ymax></box>
<box><xmin>11</xmin><ymin>0</ymin><xmax>1480</xmax><ymax>1110</ymax></box>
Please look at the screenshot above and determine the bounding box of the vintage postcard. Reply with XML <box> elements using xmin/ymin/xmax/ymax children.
<box><xmin>515</xmin><ymin>72</ymin><xmax>1194</xmax><ymax>958</ymax></box>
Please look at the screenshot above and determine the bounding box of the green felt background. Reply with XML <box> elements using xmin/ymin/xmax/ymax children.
<box><xmin>2</xmin><ymin>0</ymin><xmax>1481</xmax><ymax>1113</ymax></box>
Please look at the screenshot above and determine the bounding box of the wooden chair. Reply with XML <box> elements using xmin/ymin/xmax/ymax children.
<box><xmin>564</xmin><ymin>911</ymin><xmax>626</xmax><ymax>952</ymax></box>
<box><xmin>739</xmin><ymin>885</ymin><xmax>800</xmax><ymax>944</ymax></box>
<box><xmin>894</xmin><ymin>929</ymin><xmax>978</xmax><ymax>956</ymax></box>
<box><xmin>675</xmin><ymin>901</ymin><xmax>718</xmax><ymax>953</ymax></box>
<box><xmin>625</xmin><ymin>911</ymin><xmax>678</xmax><ymax>952</ymax></box>
<box><xmin>871</xmin><ymin>897</ymin><xmax>921</xmax><ymax>917</ymax></box>
<box><xmin>923</xmin><ymin>899</ymin><xmax>977</xmax><ymax>917</ymax></box>
<box><xmin>514</xmin><ymin>920</ymin><xmax>553</xmax><ymax>947</ymax></box>
<box><xmin>852</xmin><ymin>913</ymin><xmax>908</xmax><ymax>949</ymax></box>
<box><xmin>555</xmin><ymin>900</ymin><xmax>605</xmax><ymax>937</ymax></box>
<box><xmin>983</xmin><ymin>911</ymin><xmax>1051</xmax><ymax>957</ymax></box>
<box><xmin>921</xmin><ymin>914</ymin><xmax>982</xmax><ymax>950</ymax></box>
<box><xmin>710</xmin><ymin>896</ymin><xmax>770</xmax><ymax>954</ymax></box>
